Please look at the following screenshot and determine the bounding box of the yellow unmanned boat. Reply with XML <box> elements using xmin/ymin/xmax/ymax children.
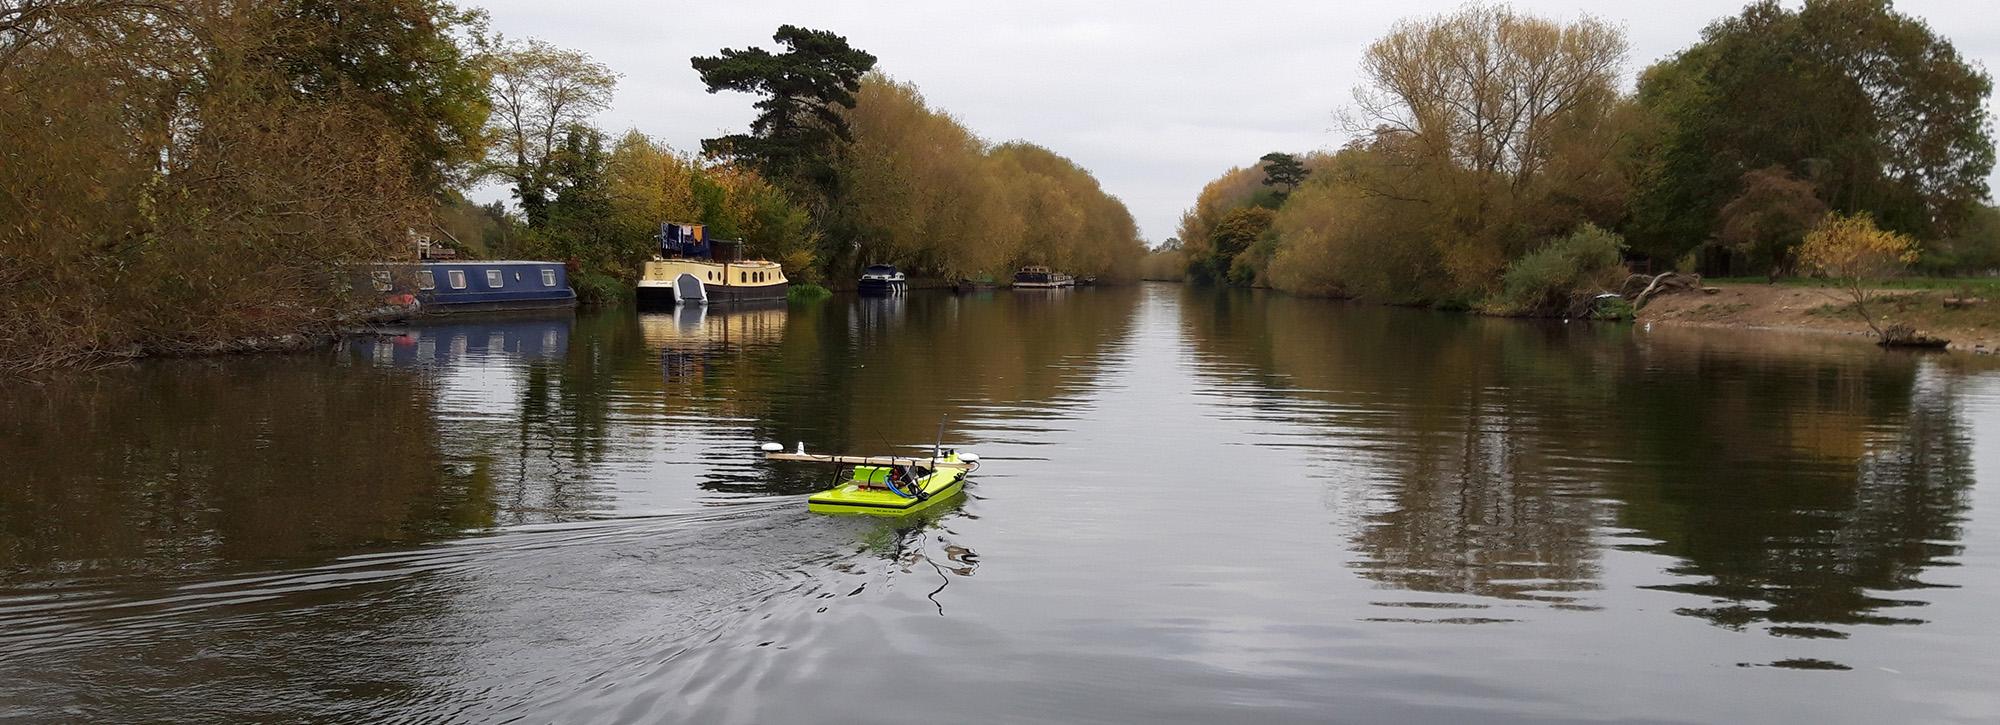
<box><xmin>762</xmin><ymin>443</ymin><xmax>980</xmax><ymax>516</ymax></box>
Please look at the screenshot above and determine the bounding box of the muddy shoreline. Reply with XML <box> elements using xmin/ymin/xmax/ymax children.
<box><xmin>1637</xmin><ymin>282</ymin><xmax>2000</xmax><ymax>353</ymax></box>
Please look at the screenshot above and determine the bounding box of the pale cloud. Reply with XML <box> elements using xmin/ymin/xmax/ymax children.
<box><xmin>469</xmin><ymin>0</ymin><xmax>1999</xmax><ymax>243</ymax></box>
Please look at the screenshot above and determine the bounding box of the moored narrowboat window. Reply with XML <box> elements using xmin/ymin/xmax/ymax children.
<box><xmin>486</xmin><ymin>269</ymin><xmax>503</xmax><ymax>287</ymax></box>
<box><xmin>448</xmin><ymin>270</ymin><xmax>467</xmax><ymax>289</ymax></box>
<box><xmin>541</xmin><ymin>269</ymin><xmax>556</xmax><ymax>286</ymax></box>
<box><xmin>419</xmin><ymin>271</ymin><xmax>436</xmax><ymax>290</ymax></box>
<box><xmin>371</xmin><ymin>270</ymin><xmax>393</xmax><ymax>292</ymax></box>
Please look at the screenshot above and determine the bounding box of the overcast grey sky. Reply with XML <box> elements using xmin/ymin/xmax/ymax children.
<box><xmin>470</xmin><ymin>0</ymin><xmax>1998</xmax><ymax>244</ymax></box>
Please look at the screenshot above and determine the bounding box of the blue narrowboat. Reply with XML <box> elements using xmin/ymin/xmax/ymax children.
<box><xmin>360</xmin><ymin>261</ymin><xmax>577</xmax><ymax>315</ymax></box>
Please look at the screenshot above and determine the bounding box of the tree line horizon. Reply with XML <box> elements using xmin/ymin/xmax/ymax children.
<box><xmin>6</xmin><ymin>0</ymin><xmax>1989</xmax><ymax>374</ymax></box>
<box><xmin>1158</xmin><ymin>0</ymin><xmax>1996</xmax><ymax>316</ymax></box>
<box><xmin>0</xmin><ymin>3</ymin><xmax>1143</xmax><ymax>373</ymax></box>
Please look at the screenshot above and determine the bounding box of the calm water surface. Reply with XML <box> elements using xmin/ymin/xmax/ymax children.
<box><xmin>5</xmin><ymin>284</ymin><xmax>2000</xmax><ymax>723</ymax></box>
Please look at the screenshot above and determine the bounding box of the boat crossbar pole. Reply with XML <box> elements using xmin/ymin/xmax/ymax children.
<box><xmin>764</xmin><ymin>452</ymin><xmax>971</xmax><ymax>470</ymax></box>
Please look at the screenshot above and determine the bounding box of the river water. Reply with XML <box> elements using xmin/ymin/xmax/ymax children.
<box><xmin>4</xmin><ymin>284</ymin><xmax>1999</xmax><ymax>723</ymax></box>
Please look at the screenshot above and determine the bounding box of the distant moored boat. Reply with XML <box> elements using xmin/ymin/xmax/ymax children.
<box><xmin>1012</xmin><ymin>265</ymin><xmax>1075</xmax><ymax>289</ymax></box>
<box><xmin>857</xmin><ymin>264</ymin><xmax>907</xmax><ymax>296</ymax></box>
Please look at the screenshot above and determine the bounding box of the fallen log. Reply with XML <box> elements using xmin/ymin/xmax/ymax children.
<box><xmin>1629</xmin><ymin>272</ymin><xmax>1701</xmax><ymax>310</ymax></box>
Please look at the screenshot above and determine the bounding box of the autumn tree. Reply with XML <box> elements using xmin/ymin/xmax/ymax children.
<box><xmin>1</xmin><ymin>1</ymin><xmax>442</xmax><ymax>372</ymax></box>
<box><xmin>1193</xmin><ymin>207</ymin><xmax>1275</xmax><ymax>286</ymax></box>
<box><xmin>692</xmin><ymin>25</ymin><xmax>877</xmax><ymax>202</ymax></box>
<box><xmin>833</xmin><ymin>75</ymin><xmax>1015</xmax><ymax>277</ymax></box>
<box><xmin>1715</xmin><ymin>166</ymin><xmax>1830</xmax><ymax>278</ymax></box>
<box><xmin>826</xmin><ymin>75</ymin><xmax>1143</xmax><ymax>283</ymax></box>
<box><xmin>268</xmin><ymin>0</ymin><xmax>492</xmax><ymax>195</ymax></box>
<box><xmin>1797</xmin><ymin>212</ymin><xmax>1920</xmax><ymax>340</ymax></box>
<box><xmin>1232</xmin><ymin>7</ymin><xmax>1630</xmax><ymax>304</ymax></box>
<box><xmin>484</xmin><ymin>38</ymin><xmax>618</xmax><ymax>226</ymax></box>
<box><xmin>1346</xmin><ymin>4</ymin><xmax>1629</xmax><ymax>290</ymax></box>
<box><xmin>1351</xmin><ymin>6</ymin><xmax>1626</xmax><ymax>211</ymax></box>
<box><xmin>1627</xmin><ymin>0</ymin><xmax>1994</xmax><ymax>262</ymax></box>
<box><xmin>1176</xmin><ymin>165</ymin><xmax>1270</xmax><ymax>281</ymax></box>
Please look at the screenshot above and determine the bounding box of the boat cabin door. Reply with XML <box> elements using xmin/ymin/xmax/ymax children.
<box><xmin>673</xmin><ymin>273</ymin><xmax>708</xmax><ymax>305</ymax></box>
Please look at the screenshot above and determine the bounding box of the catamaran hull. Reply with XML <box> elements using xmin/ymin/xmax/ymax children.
<box><xmin>806</xmin><ymin>470</ymin><xmax>967</xmax><ymax>516</ymax></box>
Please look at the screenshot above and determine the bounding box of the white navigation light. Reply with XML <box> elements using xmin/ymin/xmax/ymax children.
<box><xmin>760</xmin><ymin>442</ymin><xmax>783</xmax><ymax>453</ymax></box>
<box><xmin>796</xmin><ymin>441</ymin><xmax>806</xmax><ymax>454</ymax></box>
<box><xmin>959</xmin><ymin>452</ymin><xmax>980</xmax><ymax>463</ymax></box>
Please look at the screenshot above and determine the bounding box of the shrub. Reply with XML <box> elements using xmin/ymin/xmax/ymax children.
<box><xmin>1591</xmin><ymin>296</ymin><xmax>1636</xmax><ymax>321</ymax></box>
<box><xmin>1797</xmin><ymin>212</ymin><xmax>1919</xmax><ymax>338</ymax></box>
<box><xmin>1494</xmin><ymin>224</ymin><xmax>1628</xmax><ymax>316</ymax></box>
<box><xmin>787</xmin><ymin>283</ymin><xmax>832</xmax><ymax>302</ymax></box>
<box><xmin>571</xmin><ymin>269</ymin><xmax>633</xmax><ymax>305</ymax></box>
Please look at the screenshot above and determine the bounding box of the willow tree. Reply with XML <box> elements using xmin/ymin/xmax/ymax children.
<box><xmin>834</xmin><ymin>75</ymin><xmax>1017</xmax><ymax>278</ymax></box>
<box><xmin>829</xmin><ymin>75</ymin><xmax>1142</xmax><ymax>282</ymax></box>
<box><xmin>992</xmin><ymin>142</ymin><xmax>1143</xmax><ymax>280</ymax></box>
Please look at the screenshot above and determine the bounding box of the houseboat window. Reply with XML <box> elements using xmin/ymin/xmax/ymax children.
<box><xmin>486</xmin><ymin>270</ymin><xmax>503</xmax><ymax>287</ymax></box>
<box><xmin>541</xmin><ymin>269</ymin><xmax>556</xmax><ymax>286</ymax></box>
<box><xmin>419</xmin><ymin>271</ymin><xmax>436</xmax><ymax>290</ymax></box>
<box><xmin>448</xmin><ymin>270</ymin><xmax>467</xmax><ymax>289</ymax></box>
<box><xmin>371</xmin><ymin>270</ymin><xmax>393</xmax><ymax>292</ymax></box>
<box><xmin>740</xmin><ymin>271</ymin><xmax>748</xmax><ymax>283</ymax></box>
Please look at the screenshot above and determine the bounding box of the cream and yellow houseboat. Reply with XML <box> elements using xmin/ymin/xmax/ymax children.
<box><xmin>638</xmin><ymin>222</ymin><xmax>789</xmax><ymax>306</ymax></box>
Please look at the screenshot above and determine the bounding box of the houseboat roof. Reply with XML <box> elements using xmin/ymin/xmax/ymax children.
<box><xmin>423</xmin><ymin>260</ymin><xmax>563</xmax><ymax>267</ymax></box>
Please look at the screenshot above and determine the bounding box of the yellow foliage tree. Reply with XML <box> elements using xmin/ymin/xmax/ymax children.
<box><xmin>1184</xmin><ymin>5</ymin><xmax>1631</xmax><ymax>303</ymax></box>
<box><xmin>1797</xmin><ymin>212</ymin><xmax>1921</xmax><ymax>339</ymax></box>
<box><xmin>606</xmin><ymin>130</ymin><xmax>704</xmax><ymax>244</ymax></box>
<box><xmin>601</xmin><ymin>130</ymin><xmax>819</xmax><ymax>280</ymax></box>
<box><xmin>835</xmin><ymin>74</ymin><xmax>1144</xmax><ymax>283</ymax></box>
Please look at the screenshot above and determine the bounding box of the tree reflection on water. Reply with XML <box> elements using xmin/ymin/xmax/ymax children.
<box><xmin>1176</xmin><ymin>287</ymin><xmax>1978</xmax><ymax>634</ymax></box>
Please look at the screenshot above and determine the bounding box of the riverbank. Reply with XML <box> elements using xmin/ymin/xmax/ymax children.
<box><xmin>1638</xmin><ymin>280</ymin><xmax>2000</xmax><ymax>352</ymax></box>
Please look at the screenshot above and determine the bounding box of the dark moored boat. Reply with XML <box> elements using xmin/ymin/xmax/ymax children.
<box><xmin>857</xmin><ymin>264</ymin><xmax>907</xmax><ymax>296</ymax></box>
